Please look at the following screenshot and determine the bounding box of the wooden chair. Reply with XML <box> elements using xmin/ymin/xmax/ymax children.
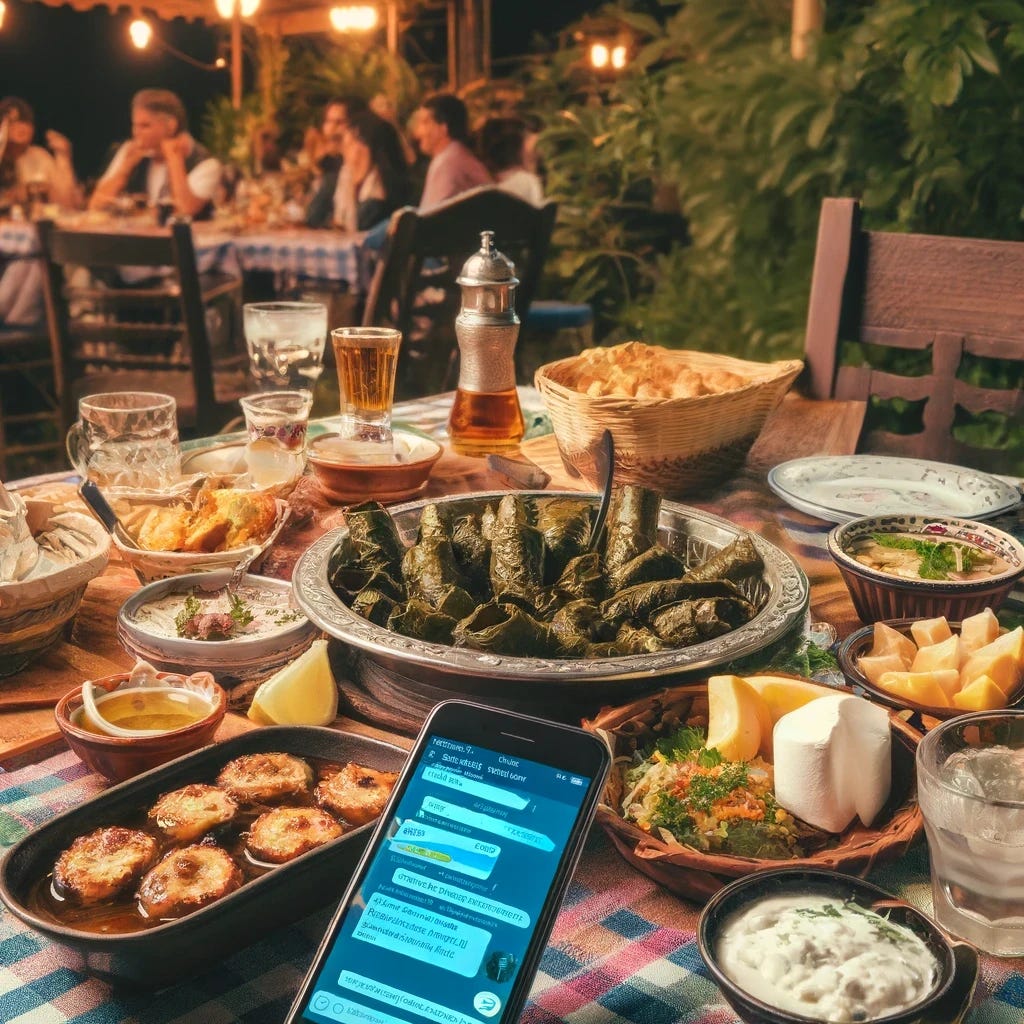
<box><xmin>803</xmin><ymin>197</ymin><xmax>1024</xmax><ymax>473</ymax></box>
<box><xmin>363</xmin><ymin>187</ymin><xmax>558</xmax><ymax>398</ymax></box>
<box><xmin>37</xmin><ymin>218</ymin><xmax>249</xmax><ymax>439</ymax></box>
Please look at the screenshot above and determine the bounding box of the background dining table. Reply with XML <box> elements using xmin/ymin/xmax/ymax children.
<box><xmin>1</xmin><ymin>391</ymin><xmax>1021</xmax><ymax>1024</ymax></box>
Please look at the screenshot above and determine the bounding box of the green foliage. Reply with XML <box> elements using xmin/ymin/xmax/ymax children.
<box><xmin>522</xmin><ymin>0</ymin><xmax>1024</xmax><ymax>358</ymax></box>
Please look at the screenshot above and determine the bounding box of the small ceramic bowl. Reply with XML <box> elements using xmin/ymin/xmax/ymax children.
<box><xmin>55</xmin><ymin>670</ymin><xmax>227</xmax><ymax>782</ymax></box>
<box><xmin>697</xmin><ymin>868</ymin><xmax>957</xmax><ymax>1024</ymax></box>
<box><xmin>838</xmin><ymin>617</ymin><xmax>1024</xmax><ymax>721</ymax></box>
<box><xmin>828</xmin><ymin>514</ymin><xmax>1024</xmax><ymax>623</ymax></box>
<box><xmin>117</xmin><ymin>570</ymin><xmax>319</xmax><ymax>686</ymax></box>
<box><xmin>307</xmin><ymin>429</ymin><xmax>443</xmax><ymax>504</ymax></box>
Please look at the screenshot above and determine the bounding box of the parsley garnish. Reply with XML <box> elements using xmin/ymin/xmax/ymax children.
<box><xmin>174</xmin><ymin>593</ymin><xmax>202</xmax><ymax>637</ymax></box>
<box><xmin>228</xmin><ymin>592</ymin><xmax>254</xmax><ymax>628</ymax></box>
<box><xmin>796</xmin><ymin>900</ymin><xmax>911</xmax><ymax>945</ymax></box>
<box><xmin>687</xmin><ymin>762</ymin><xmax>749</xmax><ymax>812</ymax></box>
<box><xmin>873</xmin><ymin>533</ymin><xmax>983</xmax><ymax>581</ymax></box>
<box><xmin>654</xmin><ymin>726</ymin><xmax>705</xmax><ymax>762</ymax></box>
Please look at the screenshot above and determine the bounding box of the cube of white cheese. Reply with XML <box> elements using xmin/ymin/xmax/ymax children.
<box><xmin>773</xmin><ymin>694</ymin><xmax>892</xmax><ymax>834</ymax></box>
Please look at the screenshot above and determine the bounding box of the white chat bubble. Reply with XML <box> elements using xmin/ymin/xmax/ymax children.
<box><xmin>339</xmin><ymin>971</ymin><xmax>484</xmax><ymax>1024</ymax></box>
<box><xmin>390</xmin><ymin>821</ymin><xmax>500</xmax><ymax>880</ymax></box>
<box><xmin>352</xmin><ymin>893</ymin><xmax>491</xmax><ymax>978</ymax></box>
<box><xmin>421</xmin><ymin>796</ymin><xmax>554</xmax><ymax>852</ymax></box>
<box><xmin>422</xmin><ymin>766</ymin><xmax>529</xmax><ymax>810</ymax></box>
<box><xmin>392</xmin><ymin>868</ymin><xmax>530</xmax><ymax>929</ymax></box>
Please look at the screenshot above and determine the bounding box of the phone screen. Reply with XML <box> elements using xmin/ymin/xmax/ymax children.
<box><xmin>295</xmin><ymin>729</ymin><xmax>598</xmax><ymax>1024</ymax></box>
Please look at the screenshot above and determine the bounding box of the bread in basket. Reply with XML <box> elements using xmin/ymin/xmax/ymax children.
<box><xmin>535</xmin><ymin>344</ymin><xmax>802</xmax><ymax>498</ymax></box>
<box><xmin>583</xmin><ymin>680</ymin><xmax>923</xmax><ymax>903</ymax></box>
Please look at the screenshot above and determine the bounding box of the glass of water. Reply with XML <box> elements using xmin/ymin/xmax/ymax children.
<box><xmin>239</xmin><ymin>389</ymin><xmax>313</xmax><ymax>488</ymax></box>
<box><xmin>243</xmin><ymin>301</ymin><xmax>328</xmax><ymax>391</ymax></box>
<box><xmin>917</xmin><ymin>709</ymin><xmax>1024</xmax><ymax>955</ymax></box>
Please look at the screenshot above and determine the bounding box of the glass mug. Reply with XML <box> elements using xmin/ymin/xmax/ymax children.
<box><xmin>66</xmin><ymin>392</ymin><xmax>181</xmax><ymax>490</ymax></box>
<box><xmin>243</xmin><ymin>301</ymin><xmax>328</xmax><ymax>390</ymax></box>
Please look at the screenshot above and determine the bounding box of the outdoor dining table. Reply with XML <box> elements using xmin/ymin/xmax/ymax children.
<box><xmin>0</xmin><ymin>392</ymin><xmax>1020</xmax><ymax>1023</ymax></box>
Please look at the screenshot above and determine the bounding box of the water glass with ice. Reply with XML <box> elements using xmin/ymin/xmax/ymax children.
<box><xmin>239</xmin><ymin>389</ymin><xmax>313</xmax><ymax>488</ymax></box>
<box><xmin>243</xmin><ymin>302</ymin><xmax>328</xmax><ymax>390</ymax></box>
<box><xmin>66</xmin><ymin>392</ymin><xmax>180</xmax><ymax>490</ymax></box>
<box><xmin>916</xmin><ymin>709</ymin><xmax>1024</xmax><ymax>955</ymax></box>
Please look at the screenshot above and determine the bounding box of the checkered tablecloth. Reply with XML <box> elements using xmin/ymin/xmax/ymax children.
<box><xmin>228</xmin><ymin>229</ymin><xmax>363</xmax><ymax>285</ymax></box>
<box><xmin>1</xmin><ymin>750</ymin><xmax>1019</xmax><ymax>1024</ymax></box>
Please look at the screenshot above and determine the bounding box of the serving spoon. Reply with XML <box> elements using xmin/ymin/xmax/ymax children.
<box><xmin>588</xmin><ymin>429</ymin><xmax>615</xmax><ymax>552</ymax></box>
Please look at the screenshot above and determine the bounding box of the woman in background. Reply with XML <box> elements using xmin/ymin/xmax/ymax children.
<box><xmin>332</xmin><ymin>110</ymin><xmax>412</xmax><ymax>232</ymax></box>
<box><xmin>0</xmin><ymin>96</ymin><xmax>81</xmax><ymax>209</ymax></box>
<box><xmin>477</xmin><ymin>116</ymin><xmax>544</xmax><ymax>206</ymax></box>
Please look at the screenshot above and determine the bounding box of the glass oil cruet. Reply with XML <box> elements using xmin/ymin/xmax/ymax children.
<box><xmin>447</xmin><ymin>231</ymin><xmax>525</xmax><ymax>456</ymax></box>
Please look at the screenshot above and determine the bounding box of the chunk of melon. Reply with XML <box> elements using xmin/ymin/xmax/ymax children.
<box><xmin>869</xmin><ymin>622</ymin><xmax>916</xmax><ymax>668</ymax></box>
<box><xmin>877</xmin><ymin>670</ymin><xmax>957</xmax><ymax>708</ymax></box>
<box><xmin>857</xmin><ymin>653</ymin><xmax>909</xmax><ymax>688</ymax></box>
<box><xmin>959</xmin><ymin>608</ymin><xmax>1001</xmax><ymax>656</ymax></box>
<box><xmin>960</xmin><ymin>626</ymin><xmax>1024</xmax><ymax>697</ymax></box>
<box><xmin>952</xmin><ymin>674</ymin><xmax>1007</xmax><ymax>712</ymax></box>
<box><xmin>910</xmin><ymin>616</ymin><xmax>953</xmax><ymax>648</ymax></box>
<box><xmin>911</xmin><ymin>635</ymin><xmax>961</xmax><ymax>675</ymax></box>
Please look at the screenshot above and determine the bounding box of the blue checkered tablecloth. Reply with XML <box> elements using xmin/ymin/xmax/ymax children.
<box><xmin>1</xmin><ymin>749</ymin><xmax>1020</xmax><ymax>1024</ymax></box>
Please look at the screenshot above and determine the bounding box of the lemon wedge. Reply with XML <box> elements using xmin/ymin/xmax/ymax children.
<box><xmin>744</xmin><ymin>674</ymin><xmax>836</xmax><ymax>724</ymax></box>
<box><xmin>248</xmin><ymin>639</ymin><xmax>338</xmax><ymax>727</ymax></box>
<box><xmin>705</xmin><ymin>674</ymin><xmax>773</xmax><ymax>761</ymax></box>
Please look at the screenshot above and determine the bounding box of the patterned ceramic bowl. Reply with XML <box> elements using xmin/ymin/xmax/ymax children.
<box><xmin>828</xmin><ymin>514</ymin><xmax>1024</xmax><ymax>623</ymax></box>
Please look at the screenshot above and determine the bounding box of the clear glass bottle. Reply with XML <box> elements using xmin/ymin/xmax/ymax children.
<box><xmin>447</xmin><ymin>231</ymin><xmax>525</xmax><ymax>456</ymax></box>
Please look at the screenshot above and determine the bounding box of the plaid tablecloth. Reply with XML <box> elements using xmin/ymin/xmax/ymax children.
<box><xmin>1</xmin><ymin>749</ymin><xmax>1019</xmax><ymax>1024</ymax></box>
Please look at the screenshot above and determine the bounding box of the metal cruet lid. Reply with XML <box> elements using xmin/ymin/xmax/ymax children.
<box><xmin>457</xmin><ymin>231</ymin><xmax>519</xmax><ymax>289</ymax></box>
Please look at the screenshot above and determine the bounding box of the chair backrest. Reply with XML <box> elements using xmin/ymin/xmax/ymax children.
<box><xmin>362</xmin><ymin>187</ymin><xmax>558</xmax><ymax>396</ymax></box>
<box><xmin>36</xmin><ymin>218</ymin><xmax>218</xmax><ymax>436</ymax></box>
<box><xmin>803</xmin><ymin>197</ymin><xmax>1024</xmax><ymax>472</ymax></box>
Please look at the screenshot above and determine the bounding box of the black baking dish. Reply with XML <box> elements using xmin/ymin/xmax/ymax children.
<box><xmin>0</xmin><ymin>726</ymin><xmax>407</xmax><ymax>988</ymax></box>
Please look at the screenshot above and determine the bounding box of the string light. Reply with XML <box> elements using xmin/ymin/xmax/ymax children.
<box><xmin>0</xmin><ymin>1</ymin><xmax>7</xmax><ymax>30</ymax></box>
<box><xmin>589</xmin><ymin>43</ymin><xmax>609</xmax><ymax>69</ymax></box>
<box><xmin>329</xmin><ymin>5</ymin><xmax>378</xmax><ymax>32</ymax></box>
<box><xmin>214</xmin><ymin>0</ymin><xmax>260</xmax><ymax>19</ymax></box>
<box><xmin>611</xmin><ymin>45</ymin><xmax>627</xmax><ymax>69</ymax></box>
<box><xmin>129</xmin><ymin>17</ymin><xmax>153</xmax><ymax>48</ymax></box>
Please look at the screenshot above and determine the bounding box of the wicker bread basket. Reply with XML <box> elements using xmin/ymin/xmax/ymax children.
<box><xmin>535</xmin><ymin>348</ymin><xmax>802</xmax><ymax>498</ymax></box>
<box><xmin>583</xmin><ymin>681</ymin><xmax>923</xmax><ymax>904</ymax></box>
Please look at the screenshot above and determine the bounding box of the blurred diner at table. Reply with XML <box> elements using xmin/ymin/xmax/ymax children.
<box><xmin>414</xmin><ymin>92</ymin><xmax>491</xmax><ymax>211</ymax></box>
<box><xmin>0</xmin><ymin>96</ymin><xmax>82</xmax><ymax>213</ymax></box>
<box><xmin>88</xmin><ymin>88</ymin><xmax>222</xmax><ymax>221</ymax></box>
<box><xmin>478</xmin><ymin>116</ymin><xmax>545</xmax><ymax>207</ymax></box>
<box><xmin>303</xmin><ymin>95</ymin><xmax>369</xmax><ymax>229</ymax></box>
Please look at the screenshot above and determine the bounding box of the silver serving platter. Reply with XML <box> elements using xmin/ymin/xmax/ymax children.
<box><xmin>292</xmin><ymin>491</ymin><xmax>810</xmax><ymax>693</ymax></box>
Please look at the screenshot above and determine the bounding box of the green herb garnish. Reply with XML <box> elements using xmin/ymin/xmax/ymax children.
<box><xmin>796</xmin><ymin>900</ymin><xmax>911</xmax><ymax>945</ymax></box>
<box><xmin>686</xmin><ymin>762</ymin><xmax>749</xmax><ymax>812</ymax></box>
<box><xmin>228</xmin><ymin>592</ymin><xmax>254</xmax><ymax>628</ymax></box>
<box><xmin>654</xmin><ymin>726</ymin><xmax>706</xmax><ymax>762</ymax></box>
<box><xmin>872</xmin><ymin>533</ymin><xmax>985</xmax><ymax>581</ymax></box>
<box><xmin>174</xmin><ymin>593</ymin><xmax>202</xmax><ymax>637</ymax></box>
<box><xmin>650</xmin><ymin>791</ymin><xmax>698</xmax><ymax>842</ymax></box>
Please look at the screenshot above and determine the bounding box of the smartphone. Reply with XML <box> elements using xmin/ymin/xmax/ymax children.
<box><xmin>284</xmin><ymin>700</ymin><xmax>611</xmax><ymax>1024</ymax></box>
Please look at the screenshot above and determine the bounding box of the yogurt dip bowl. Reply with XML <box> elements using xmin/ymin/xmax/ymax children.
<box><xmin>117</xmin><ymin>570</ymin><xmax>319</xmax><ymax>686</ymax></box>
<box><xmin>697</xmin><ymin>868</ymin><xmax>956</xmax><ymax>1024</ymax></box>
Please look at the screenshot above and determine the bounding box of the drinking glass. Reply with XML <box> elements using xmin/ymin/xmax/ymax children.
<box><xmin>239</xmin><ymin>389</ymin><xmax>313</xmax><ymax>488</ymax></box>
<box><xmin>331</xmin><ymin>327</ymin><xmax>402</xmax><ymax>444</ymax></box>
<box><xmin>917</xmin><ymin>710</ymin><xmax>1024</xmax><ymax>955</ymax></box>
<box><xmin>66</xmin><ymin>392</ymin><xmax>180</xmax><ymax>490</ymax></box>
<box><xmin>243</xmin><ymin>301</ymin><xmax>328</xmax><ymax>390</ymax></box>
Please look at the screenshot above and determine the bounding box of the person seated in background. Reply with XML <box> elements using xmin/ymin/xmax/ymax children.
<box><xmin>0</xmin><ymin>96</ymin><xmax>82</xmax><ymax>209</ymax></box>
<box><xmin>370</xmin><ymin>93</ymin><xmax>417</xmax><ymax>168</ymax></box>
<box><xmin>413</xmin><ymin>92</ymin><xmax>491</xmax><ymax>210</ymax></box>
<box><xmin>332</xmin><ymin>110</ymin><xmax>412</xmax><ymax>232</ymax></box>
<box><xmin>304</xmin><ymin>95</ymin><xmax>368</xmax><ymax>228</ymax></box>
<box><xmin>89</xmin><ymin>89</ymin><xmax>221</xmax><ymax>220</ymax></box>
<box><xmin>477</xmin><ymin>116</ymin><xmax>544</xmax><ymax>206</ymax></box>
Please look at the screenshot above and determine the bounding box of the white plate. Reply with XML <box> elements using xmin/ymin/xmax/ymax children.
<box><xmin>768</xmin><ymin>455</ymin><xmax>1021</xmax><ymax>523</ymax></box>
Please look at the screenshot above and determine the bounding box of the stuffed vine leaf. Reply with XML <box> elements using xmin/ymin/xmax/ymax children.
<box><xmin>601</xmin><ymin>579</ymin><xmax>754</xmax><ymax>627</ymax></box>
<box><xmin>682</xmin><ymin>536</ymin><xmax>763</xmax><ymax>585</ymax></box>
<box><xmin>453</xmin><ymin>601</ymin><xmax>561</xmax><ymax>657</ymax></box>
<box><xmin>603</xmin><ymin>485</ymin><xmax>661</xmax><ymax>576</ymax></box>
<box><xmin>650</xmin><ymin>597</ymin><xmax>758</xmax><ymax>645</ymax></box>
<box><xmin>387</xmin><ymin>600</ymin><xmax>458</xmax><ymax>644</ymax></box>
<box><xmin>402</xmin><ymin>538</ymin><xmax>472</xmax><ymax>608</ymax></box>
<box><xmin>345</xmin><ymin>501</ymin><xmax>405</xmax><ymax>575</ymax></box>
<box><xmin>536</xmin><ymin>498</ymin><xmax>593</xmax><ymax>582</ymax></box>
<box><xmin>609</xmin><ymin>545</ymin><xmax>687</xmax><ymax>592</ymax></box>
<box><xmin>489</xmin><ymin>494</ymin><xmax>545</xmax><ymax>608</ymax></box>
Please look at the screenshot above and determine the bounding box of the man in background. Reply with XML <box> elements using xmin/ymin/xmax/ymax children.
<box><xmin>414</xmin><ymin>93</ymin><xmax>490</xmax><ymax>210</ymax></box>
<box><xmin>89</xmin><ymin>89</ymin><xmax>221</xmax><ymax>220</ymax></box>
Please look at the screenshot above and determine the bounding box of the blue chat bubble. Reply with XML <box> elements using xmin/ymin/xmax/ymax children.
<box><xmin>422</xmin><ymin>766</ymin><xmax>529</xmax><ymax>810</ymax></box>
<box><xmin>352</xmin><ymin>893</ymin><xmax>491</xmax><ymax>978</ymax></box>
<box><xmin>339</xmin><ymin>970</ymin><xmax>485</xmax><ymax>1024</ymax></box>
<box><xmin>390</xmin><ymin>821</ymin><xmax>500</xmax><ymax>880</ymax></box>
<box><xmin>392</xmin><ymin>868</ymin><xmax>530</xmax><ymax>928</ymax></box>
<box><xmin>421</xmin><ymin>796</ymin><xmax>555</xmax><ymax>852</ymax></box>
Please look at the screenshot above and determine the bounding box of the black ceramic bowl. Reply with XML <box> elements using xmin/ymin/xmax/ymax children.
<box><xmin>697</xmin><ymin>868</ymin><xmax>957</xmax><ymax>1024</ymax></box>
<box><xmin>0</xmin><ymin>726</ymin><xmax>407</xmax><ymax>988</ymax></box>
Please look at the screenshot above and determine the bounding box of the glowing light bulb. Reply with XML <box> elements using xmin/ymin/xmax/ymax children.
<box><xmin>0</xmin><ymin>1</ymin><xmax>7</xmax><ymax>30</ymax></box>
<box><xmin>329</xmin><ymin>5</ymin><xmax>378</xmax><ymax>32</ymax></box>
<box><xmin>611</xmin><ymin>45</ymin><xmax>627</xmax><ymax>70</ymax></box>
<box><xmin>215</xmin><ymin>0</ymin><xmax>259</xmax><ymax>17</ymax></box>
<box><xmin>129</xmin><ymin>18</ymin><xmax>152</xmax><ymax>48</ymax></box>
<box><xmin>590</xmin><ymin>43</ymin><xmax>609</xmax><ymax>69</ymax></box>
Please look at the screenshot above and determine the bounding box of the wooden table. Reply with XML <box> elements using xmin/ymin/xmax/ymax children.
<box><xmin>0</xmin><ymin>393</ymin><xmax>866</xmax><ymax>763</ymax></box>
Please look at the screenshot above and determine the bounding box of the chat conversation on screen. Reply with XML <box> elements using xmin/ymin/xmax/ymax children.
<box><xmin>421</xmin><ymin>796</ymin><xmax>555</xmax><ymax>852</ymax></box>
<box><xmin>338</xmin><ymin>972</ymin><xmax>485</xmax><ymax>1024</ymax></box>
<box><xmin>389</xmin><ymin>821</ymin><xmax>500</xmax><ymax>880</ymax></box>
<box><xmin>422</xmin><ymin>766</ymin><xmax>529</xmax><ymax>810</ymax></box>
<box><xmin>352</xmin><ymin>893</ymin><xmax>491</xmax><ymax>978</ymax></box>
<box><xmin>392</xmin><ymin>868</ymin><xmax>530</xmax><ymax>928</ymax></box>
